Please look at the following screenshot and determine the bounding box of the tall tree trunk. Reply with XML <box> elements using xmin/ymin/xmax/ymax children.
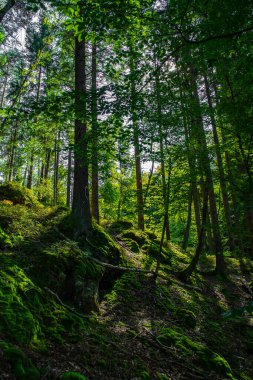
<box><xmin>66</xmin><ymin>146</ymin><xmax>72</xmax><ymax>207</ymax></box>
<box><xmin>72</xmin><ymin>36</ymin><xmax>91</xmax><ymax>237</ymax></box>
<box><xmin>7</xmin><ymin>123</ymin><xmax>17</xmax><ymax>182</ymax></box>
<box><xmin>178</xmin><ymin>184</ymin><xmax>209</xmax><ymax>281</ymax></box>
<box><xmin>204</xmin><ymin>75</ymin><xmax>235</xmax><ymax>251</ymax></box>
<box><xmin>27</xmin><ymin>152</ymin><xmax>34</xmax><ymax>189</ymax></box>
<box><xmin>179</xmin><ymin>83</ymin><xmax>201</xmax><ymax>239</ymax></box>
<box><xmin>44</xmin><ymin>149</ymin><xmax>51</xmax><ymax>180</ymax></box>
<box><xmin>53</xmin><ymin>130</ymin><xmax>60</xmax><ymax>206</ymax></box>
<box><xmin>156</xmin><ymin>71</ymin><xmax>170</xmax><ymax>240</ymax></box>
<box><xmin>182</xmin><ymin>185</ymin><xmax>192</xmax><ymax>250</ymax></box>
<box><xmin>189</xmin><ymin>65</ymin><xmax>225</xmax><ymax>275</ymax></box>
<box><xmin>130</xmin><ymin>49</ymin><xmax>144</xmax><ymax>230</ymax></box>
<box><xmin>91</xmin><ymin>42</ymin><xmax>99</xmax><ymax>223</ymax></box>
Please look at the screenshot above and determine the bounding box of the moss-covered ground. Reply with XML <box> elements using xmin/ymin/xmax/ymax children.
<box><xmin>0</xmin><ymin>187</ymin><xmax>253</xmax><ymax>379</ymax></box>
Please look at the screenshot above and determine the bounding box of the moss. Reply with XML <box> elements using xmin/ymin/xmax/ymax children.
<box><xmin>105</xmin><ymin>272</ymin><xmax>142</xmax><ymax>308</ymax></box>
<box><xmin>109</xmin><ymin>220</ymin><xmax>134</xmax><ymax>232</ymax></box>
<box><xmin>142</xmin><ymin>242</ymin><xmax>171</xmax><ymax>264</ymax></box>
<box><xmin>174</xmin><ymin>308</ymin><xmax>197</xmax><ymax>329</ymax></box>
<box><xmin>121</xmin><ymin>237</ymin><xmax>140</xmax><ymax>253</ymax></box>
<box><xmin>0</xmin><ymin>256</ymin><xmax>43</xmax><ymax>345</ymax></box>
<box><xmin>0</xmin><ymin>342</ymin><xmax>40</xmax><ymax>380</ymax></box>
<box><xmin>86</xmin><ymin>222</ymin><xmax>123</xmax><ymax>265</ymax></box>
<box><xmin>0</xmin><ymin>182</ymin><xmax>41</xmax><ymax>208</ymax></box>
<box><xmin>121</xmin><ymin>230</ymin><xmax>147</xmax><ymax>247</ymax></box>
<box><xmin>157</xmin><ymin>328</ymin><xmax>234</xmax><ymax>378</ymax></box>
<box><xmin>60</xmin><ymin>372</ymin><xmax>88</xmax><ymax>380</ymax></box>
<box><xmin>139</xmin><ymin>370</ymin><xmax>150</xmax><ymax>379</ymax></box>
<box><xmin>0</xmin><ymin>225</ymin><xmax>12</xmax><ymax>248</ymax></box>
<box><xmin>156</xmin><ymin>373</ymin><xmax>170</xmax><ymax>380</ymax></box>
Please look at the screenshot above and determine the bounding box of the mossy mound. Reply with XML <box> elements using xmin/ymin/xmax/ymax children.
<box><xmin>121</xmin><ymin>237</ymin><xmax>140</xmax><ymax>253</ymax></box>
<box><xmin>0</xmin><ymin>182</ymin><xmax>41</xmax><ymax>207</ymax></box>
<box><xmin>0</xmin><ymin>256</ymin><xmax>43</xmax><ymax>345</ymax></box>
<box><xmin>0</xmin><ymin>342</ymin><xmax>40</xmax><ymax>380</ymax></box>
<box><xmin>105</xmin><ymin>272</ymin><xmax>142</xmax><ymax>308</ymax></box>
<box><xmin>23</xmin><ymin>240</ymin><xmax>104</xmax><ymax>313</ymax></box>
<box><xmin>60</xmin><ymin>372</ymin><xmax>88</xmax><ymax>379</ymax></box>
<box><xmin>86</xmin><ymin>223</ymin><xmax>123</xmax><ymax>265</ymax></box>
<box><xmin>157</xmin><ymin>328</ymin><xmax>234</xmax><ymax>378</ymax></box>
<box><xmin>0</xmin><ymin>253</ymin><xmax>88</xmax><ymax>347</ymax></box>
<box><xmin>109</xmin><ymin>220</ymin><xmax>134</xmax><ymax>233</ymax></box>
<box><xmin>121</xmin><ymin>229</ymin><xmax>147</xmax><ymax>247</ymax></box>
<box><xmin>174</xmin><ymin>308</ymin><xmax>197</xmax><ymax>329</ymax></box>
<box><xmin>142</xmin><ymin>242</ymin><xmax>171</xmax><ymax>264</ymax></box>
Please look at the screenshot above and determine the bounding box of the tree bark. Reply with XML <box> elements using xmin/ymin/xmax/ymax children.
<box><xmin>66</xmin><ymin>145</ymin><xmax>72</xmax><ymax>207</ymax></box>
<box><xmin>178</xmin><ymin>184</ymin><xmax>209</xmax><ymax>281</ymax></box>
<box><xmin>204</xmin><ymin>75</ymin><xmax>235</xmax><ymax>252</ymax></box>
<box><xmin>156</xmin><ymin>70</ymin><xmax>170</xmax><ymax>240</ymax></box>
<box><xmin>189</xmin><ymin>65</ymin><xmax>225</xmax><ymax>275</ymax></box>
<box><xmin>130</xmin><ymin>49</ymin><xmax>144</xmax><ymax>230</ymax></box>
<box><xmin>72</xmin><ymin>36</ymin><xmax>91</xmax><ymax>237</ymax></box>
<box><xmin>91</xmin><ymin>42</ymin><xmax>99</xmax><ymax>223</ymax></box>
<box><xmin>182</xmin><ymin>185</ymin><xmax>192</xmax><ymax>250</ymax></box>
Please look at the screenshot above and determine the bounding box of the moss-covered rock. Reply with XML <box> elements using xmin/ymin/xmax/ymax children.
<box><xmin>86</xmin><ymin>222</ymin><xmax>123</xmax><ymax>265</ymax></box>
<box><xmin>25</xmin><ymin>240</ymin><xmax>104</xmax><ymax>313</ymax></box>
<box><xmin>0</xmin><ymin>182</ymin><xmax>41</xmax><ymax>208</ymax></box>
<box><xmin>157</xmin><ymin>328</ymin><xmax>234</xmax><ymax>378</ymax></box>
<box><xmin>121</xmin><ymin>237</ymin><xmax>140</xmax><ymax>253</ymax></box>
<box><xmin>0</xmin><ymin>256</ymin><xmax>43</xmax><ymax>345</ymax></box>
<box><xmin>60</xmin><ymin>372</ymin><xmax>88</xmax><ymax>380</ymax></box>
<box><xmin>0</xmin><ymin>342</ymin><xmax>40</xmax><ymax>380</ymax></box>
<box><xmin>174</xmin><ymin>308</ymin><xmax>197</xmax><ymax>329</ymax></box>
<box><xmin>109</xmin><ymin>220</ymin><xmax>134</xmax><ymax>233</ymax></box>
<box><xmin>121</xmin><ymin>229</ymin><xmax>147</xmax><ymax>247</ymax></box>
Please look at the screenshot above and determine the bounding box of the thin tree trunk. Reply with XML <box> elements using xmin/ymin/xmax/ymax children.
<box><xmin>66</xmin><ymin>146</ymin><xmax>72</xmax><ymax>208</ymax></box>
<box><xmin>7</xmin><ymin>123</ymin><xmax>17</xmax><ymax>182</ymax></box>
<box><xmin>27</xmin><ymin>152</ymin><xmax>34</xmax><ymax>189</ymax></box>
<box><xmin>91</xmin><ymin>42</ymin><xmax>99</xmax><ymax>223</ymax></box>
<box><xmin>189</xmin><ymin>65</ymin><xmax>225</xmax><ymax>275</ymax></box>
<box><xmin>178</xmin><ymin>184</ymin><xmax>209</xmax><ymax>281</ymax></box>
<box><xmin>130</xmin><ymin>49</ymin><xmax>144</xmax><ymax>230</ymax></box>
<box><xmin>204</xmin><ymin>75</ymin><xmax>235</xmax><ymax>251</ymax></box>
<box><xmin>44</xmin><ymin>149</ymin><xmax>51</xmax><ymax>180</ymax></box>
<box><xmin>179</xmin><ymin>83</ymin><xmax>201</xmax><ymax>239</ymax></box>
<box><xmin>156</xmin><ymin>70</ymin><xmax>170</xmax><ymax>240</ymax></box>
<box><xmin>53</xmin><ymin>130</ymin><xmax>60</xmax><ymax>206</ymax></box>
<box><xmin>72</xmin><ymin>36</ymin><xmax>91</xmax><ymax>237</ymax></box>
<box><xmin>182</xmin><ymin>185</ymin><xmax>192</xmax><ymax>250</ymax></box>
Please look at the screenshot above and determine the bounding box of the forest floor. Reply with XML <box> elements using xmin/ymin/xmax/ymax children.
<box><xmin>0</xmin><ymin>186</ymin><xmax>253</xmax><ymax>380</ymax></box>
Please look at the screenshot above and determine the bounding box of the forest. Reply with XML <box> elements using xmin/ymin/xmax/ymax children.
<box><xmin>0</xmin><ymin>0</ymin><xmax>253</xmax><ymax>379</ymax></box>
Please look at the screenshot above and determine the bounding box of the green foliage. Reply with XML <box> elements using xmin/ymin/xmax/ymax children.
<box><xmin>157</xmin><ymin>328</ymin><xmax>234</xmax><ymax>378</ymax></box>
<box><xmin>60</xmin><ymin>372</ymin><xmax>88</xmax><ymax>380</ymax></box>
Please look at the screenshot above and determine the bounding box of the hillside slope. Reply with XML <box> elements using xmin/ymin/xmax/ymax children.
<box><xmin>0</xmin><ymin>187</ymin><xmax>253</xmax><ymax>380</ymax></box>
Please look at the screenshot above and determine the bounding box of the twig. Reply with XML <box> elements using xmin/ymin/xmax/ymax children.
<box><xmin>44</xmin><ymin>287</ymin><xmax>90</xmax><ymax>320</ymax></box>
